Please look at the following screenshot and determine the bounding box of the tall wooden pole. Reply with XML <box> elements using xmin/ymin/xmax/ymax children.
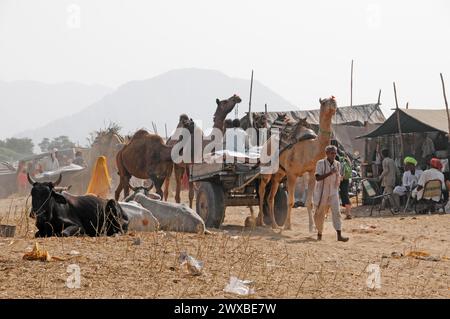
<box><xmin>440</xmin><ymin>73</ymin><xmax>450</xmax><ymax>143</ymax></box>
<box><xmin>377</xmin><ymin>89</ymin><xmax>382</xmax><ymax>105</ymax></box>
<box><xmin>406</xmin><ymin>102</ymin><xmax>409</xmax><ymax>109</ymax></box>
<box><xmin>393</xmin><ymin>82</ymin><xmax>404</xmax><ymax>159</ymax></box>
<box><xmin>350</xmin><ymin>60</ymin><xmax>354</xmax><ymax>107</ymax></box>
<box><xmin>164</xmin><ymin>123</ymin><xmax>168</xmax><ymax>141</ymax></box>
<box><xmin>248</xmin><ymin>70</ymin><xmax>254</xmax><ymax>127</ymax></box>
<box><xmin>265</xmin><ymin>103</ymin><xmax>268</xmax><ymax>114</ymax></box>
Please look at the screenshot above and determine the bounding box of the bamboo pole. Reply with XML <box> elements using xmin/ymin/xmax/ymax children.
<box><xmin>265</xmin><ymin>103</ymin><xmax>268</xmax><ymax>114</ymax></box>
<box><xmin>165</xmin><ymin>123</ymin><xmax>168</xmax><ymax>141</ymax></box>
<box><xmin>440</xmin><ymin>73</ymin><xmax>450</xmax><ymax>143</ymax></box>
<box><xmin>350</xmin><ymin>60</ymin><xmax>354</xmax><ymax>107</ymax></box>
<box><xmin>248</xmin><ymin>70</ymin><xmax>254</xmax><ymax>127</ymax></box>
<box><xmin>393</xmin><ymin>82</ymin><xmax>404</xmax><ymax>159</ymax></box>
<box><xmin>377</xmin><ymin>89</ymin><xmax>382</xmax><ymax>105</ymax></box>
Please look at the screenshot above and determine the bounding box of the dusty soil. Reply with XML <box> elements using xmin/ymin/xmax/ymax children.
<box><xmin>0</xmin><ymin>192</ymin><xmax>449</xmax><ymax>299</ymax></box>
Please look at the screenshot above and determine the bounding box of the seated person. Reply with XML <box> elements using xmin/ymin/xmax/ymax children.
<box><xmin>392</xmin><ymin>156</ymin><xmax>423</xmax><ymax>205</ymax></box>
<box><xmin>72</xmin><ymin>151</ymin><xmax>87</xmax><ymax>167</ymax></box>
<box><xmin>412</xmin><ymin>158</ymin><xmax>446</xmax><ymax>201</ymax></box>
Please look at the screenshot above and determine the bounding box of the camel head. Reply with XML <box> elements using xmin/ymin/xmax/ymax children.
<box><xmin>180</xmin><ymin>117</ymin><xmax>196</xmax><ymax>134</ymax></box>
<box><xmin>213</xmin><ymin>95</ymin><xmax>242</xmax><ymax>126</ymax></box>
<box><xmin>252</xmin><ymin>113</ymin><xmax>268</xmax><ymax>129</ymax></box>
<box><xmin>319</xmin><ymin>96</ymin><xmax>337</xmax><ymax>117</ymax></box>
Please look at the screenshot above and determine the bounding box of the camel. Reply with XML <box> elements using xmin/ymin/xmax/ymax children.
<box><xmin>114</xmin><ymin>129</ymin><xmax>173</xmax><ymax>201</ymax></box>
<box><xmin>163</xmin><ymin>95</ymin><xmax>242</xmax><ymax>207</ymax></box>
<box><xmin>257</xmin><ymin>96</ymin><xmax>337</xmax><ymax>230</ymax></box>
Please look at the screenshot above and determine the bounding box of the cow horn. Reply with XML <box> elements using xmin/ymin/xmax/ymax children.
<box><xmin>128</xmin><ymin>183</ymin><xmax>137</xmax><ymax>191</ymax></box>
<box><xmin>319</xmin><ymin>98</ymin><xmax>323</xmax><ymax>104</ymax></box>
<box><xmin>27</xmin><ymin>173</ymin><xmax>35</xmax><ymax>185</ymax></box>
<box><xmin>54</xmin><ymin>174</ymin><xmax>62</xmax><ymax>186</ymax></box>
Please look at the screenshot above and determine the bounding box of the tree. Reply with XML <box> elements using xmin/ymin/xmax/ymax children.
<box><xmin>2</xmin><ymin>137</ymin><xmax>34</xmax><ymax>155</ymax></box>
<box><xmin>38</xmin><ymin>138</ymin><xmax>51</xmax><ymax>152</ymax></box>
<box><xmin>45</xmin><ymin>136</ymin><xmax>76</xmax><ymax>151</ymax></box>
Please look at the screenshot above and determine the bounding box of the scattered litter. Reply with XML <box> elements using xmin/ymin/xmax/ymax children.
<box><xmin>351</xmin><ymin>225</ymin><xmax>382</xmax><ymax>234</ymax></box>
<box><xmin>23</xmin><ymin>243</ymin><xmax>65</xmax><ymax>262</ymax></box>
<box><xmin>391</xmin><ymin>252</ymin><xmax>403</xmax><ymax>258</ymax></box>
<box><xmin>231</xmin><ymin>236</ymin><xmax>239</xmax><ymax>240</ymax></box>
<box><xmin>406</xmin><ymin>251</ymin><xmax>441</xmax><ymax>262</ymax></box>
<box><xmin>224</xmin><ymin>276</ymin><xmax>255</xmax><ymax>296</ymax></box>
<box><xmin>406</xmin><ymin>251</ymin><xmax>430</xmax><ymax>258</ymax></box>
<box><xmin>69</xmin><ymin>250</ymin><xmax>80</xmax><ymax>255</ymax></box>
<box><xmin>132</xmin><ymin>238</ymin><xmax>141</xmax><ymax>245</ymax></box>
<box><xmin>179</xmin><ymin>252</ymin><xmax>203</xmax><ymax>276</ymax></box>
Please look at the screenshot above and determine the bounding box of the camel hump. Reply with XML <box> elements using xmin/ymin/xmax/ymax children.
<box><xmin>130</xmin><ymin>129</ymin><xmax>151</xmax><ymax>141</ymax></box>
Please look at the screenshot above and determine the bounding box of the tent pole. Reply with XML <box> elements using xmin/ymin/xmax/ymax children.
<box><xmin>440</xmin><ymin>73</ymin><xmax>450</xmax><ymax>143</ymax></box>
<box><xmin>440</xmin><ymin>73</ymin><xmax>450</xmax><ymax>170</ymax></box>
<box><xmin>377</xmin><ymin>89</ymin><xmax>382</xmax><ymax>105</ymax></box>
<box><xmin>393</xmin><ymin>82</ymin><xmax>404</xmax><ymax>160</ymax></box>
<box><xmin>350</xmin><ymin>60</ymin><xmax>354</xmax><ymax>107</ymax></box>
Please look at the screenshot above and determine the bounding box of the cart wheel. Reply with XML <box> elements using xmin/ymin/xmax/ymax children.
<box><xmin>196</xmin><ymin>181</ymin><xmax>225</xmax><ymax>228</ymax></box>
<box><xmin>263</xmin><ymin>185</ymin><xmax>288</xmax><ymax>226</ymax></box>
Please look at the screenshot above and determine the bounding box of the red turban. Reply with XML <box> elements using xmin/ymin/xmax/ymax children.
<box><xmin>430</xmin><ymin>158</ymin><xmax>443</xmax><ymax>171</ymax></box>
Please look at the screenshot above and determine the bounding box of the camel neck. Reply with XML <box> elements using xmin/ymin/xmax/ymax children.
<box><xmin>317</xmin><ymin>114</ymin><xmax>333</xmax><ymax>149</ymax></box>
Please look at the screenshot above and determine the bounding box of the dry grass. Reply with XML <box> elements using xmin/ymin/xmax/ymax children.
<box><xmin>0</xmin><ymin>193</ymin><xmax>449</xmax><ymax>299</ymax></box>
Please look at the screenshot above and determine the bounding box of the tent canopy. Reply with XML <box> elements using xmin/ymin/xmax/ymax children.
<box><xmin>242</xmin><ymin>103</ymin><xmax>385</xmax><ymax>128</ymax></box>
<box><xmin>359</xmin><ymin>108</ymin><xmax>449</xmax><ymax>139</ymax></box>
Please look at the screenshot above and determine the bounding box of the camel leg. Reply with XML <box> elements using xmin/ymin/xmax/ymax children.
<box><xmin>114</xmin><ymin>179</ymin><xmax>123</xmax><ymax>201</ymax></box>
<box><xmin>268</xmin><ymin>177</ymin><xmax>281</xmax><ymax>229</ymax></box>
<box><xmin>163</xmin><ymin>165</ymin><xmax>173</xmax><ymax>202</ymax></box>
<box><xmin>284</xmin><ymin>174</ymin><xmax>297</xmax><ymax>230</ymax></box>
<box><xmin>174</xmin><ymin>165</ymin><xmax>183</xmax><ymax>204</ymax></box>
<box><xmin>123</xmin><ymin>175</ymin><xmax>131</xmax><ymax>200</ymax></box>
<box><xmin>257</xmin><ymin>175</ymin><xmax>269</xmax><ymax>226</ymax></box>
<box><xmin>186</xmin><ymin>166</ymin><xmax>194</xmax><ymax>208</ymax></box>
<box><xmin>305</xmin><ymin>172</ymin><xmax>316</xmax><ymax>233</ymax></box>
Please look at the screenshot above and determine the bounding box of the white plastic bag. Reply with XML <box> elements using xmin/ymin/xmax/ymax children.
<box><xmin>223</xmin><ymin>276</ymin><xmax>255</xmax><ymax>295</ymax></box>
<box><xmin>179</xmin><ymin>252</ymin><xmax>203</xmax><ymax>276</ymax></box>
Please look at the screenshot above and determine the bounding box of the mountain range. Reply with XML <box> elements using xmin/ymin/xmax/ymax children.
<box><xmin>13</xmin><ymin>69</ymin><xmax>295</xmax><ymax>147</ymax></box>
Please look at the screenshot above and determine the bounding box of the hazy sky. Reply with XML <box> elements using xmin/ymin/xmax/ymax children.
<box><xmin>1</xmin><ymin>0</ymin><xmax>450</xmax><ymax>115</ymax></box>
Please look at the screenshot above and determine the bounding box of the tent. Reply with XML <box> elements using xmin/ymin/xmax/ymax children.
<box><xmin>242</xmin><ymin>103</ymin><xmax>385</xmax><ymax>128</ymax></box>
<box><xmin>357</xmin><ymin>108</ymin><xmax>450</xmax><ymax>174</ymax></box>
<box><xmin>241</xmin><ymin>103</ymin><xmax>386</xmax><ymax>159</ymax></box>
<box><xmin>359</xmin><ymin>108</ymin><xmax>448</xmax><ymax>138</ymax></box>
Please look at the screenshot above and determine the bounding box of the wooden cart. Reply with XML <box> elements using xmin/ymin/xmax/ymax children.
<box><xmin>190</xmin><ymin>161</ymin><xmax>288</xmax><ymax>228</ymax></box>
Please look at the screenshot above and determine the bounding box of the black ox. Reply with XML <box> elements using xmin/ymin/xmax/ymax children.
<box><xmin>28</xmin><ymin>174</ymin><xmax>128</xmax><ymax>237</ymax></box>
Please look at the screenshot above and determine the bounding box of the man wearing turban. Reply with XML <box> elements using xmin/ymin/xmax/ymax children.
<box><xmin>392</xmin><ymin>156</ymin><xmax>423</xmax><ymax>210</ymax></box>
<box><xmin>413</xmin><ymin>158</ymin><xmax>445</xmax><ymax>202</ymax></box>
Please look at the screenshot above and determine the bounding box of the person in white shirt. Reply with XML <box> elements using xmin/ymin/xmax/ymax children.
<box><xmin>421</xmin><ymin>133</ymin><xmax>435</xmax><ymax>159</ymax></box>
<box><xmin>224</xmin><ymin>119</ymin><xmax>250</xmax><ymax>154</ymax></box>
<box><xmin>43</xmin><ymin>148</ymin><xmax>60</xmax><ymax>172</ymax></box>
<box><xmin>392</xmin><ymin>156</ymin><xmax>423</xmax><ymax>209</ymax></box>
<box><xmin>413</xmin><ymin>158</ymin><xmax>445</xmax><ymax>201</ymax></box>
<box><xmin>313</xmin><ymin>145</ymin><xmax>349</xmax><ymax>242</ymax></box>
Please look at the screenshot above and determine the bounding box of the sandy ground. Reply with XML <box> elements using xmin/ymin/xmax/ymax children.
<box><xmin>0</xmin><ymin>191</ymin><xmax>449</xmax><ymax>299</ymax></box>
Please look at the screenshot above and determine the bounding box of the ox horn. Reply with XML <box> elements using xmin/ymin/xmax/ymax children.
<box><xmin>54</xmin><ymin>174</ymin><xmax>62</xmax><ymax>186</ymax></box>
<box><xmin>27</xmin><ymin>173</ymin><xmax>35</xmax><ymax>185</ymax></box>
<box><xmin>319</xmin><ymin>98</ymin><xmax>323</xmax><ymax>104</ymax></box>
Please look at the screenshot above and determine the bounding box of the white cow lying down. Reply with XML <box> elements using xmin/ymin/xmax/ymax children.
<box><xmin>118</xmin><ymin>201</ymin><xmax>159</xmax><ymax>232</ymax></box>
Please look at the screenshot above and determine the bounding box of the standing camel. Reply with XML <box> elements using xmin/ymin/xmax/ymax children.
<box><xmin>257</xmin><ymin>96</ymin><xmax>337</xmax><ymax>230</ymax></box>
<box><xmin>163</xmin><ymin>95</ymin><xmax>242</xmax><ymax>207</ymax></box>
<box><xmin>115</xmin><ymin>130</ymin><xmax>173</xmax><ymax>201</ymax></box>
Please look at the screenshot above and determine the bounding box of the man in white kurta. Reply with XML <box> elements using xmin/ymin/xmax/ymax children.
<box><xmin>313</xmin><ymin>145</ymin><xmax>349</xmax><ymax>242</ymax></box>
<box><xmin>392</xmin><ymin>156</ymin><xmax>423</xmax><ymax>208</ymax></box>
<box><xmin>413</xmin><ymin>158</ymin><xmax>445</xmax><ymax>201</ymax></box>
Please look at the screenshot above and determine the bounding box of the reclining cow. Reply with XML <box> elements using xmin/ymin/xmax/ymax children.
<box><xmin>28</xmin><ymin>173</ymin><xmax>128</xmax><ymax>237</ymax></box>
<box><xmin>124</xmin><ymin>184</ymin><xmax>207</xmax><ymax>234</ymax></box>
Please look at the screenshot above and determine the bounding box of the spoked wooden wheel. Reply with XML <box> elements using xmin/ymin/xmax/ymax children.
<box><xmin>196</xmin><ymin>181</ymin><xmax>225</xmax><ymax>228</ymax></box>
